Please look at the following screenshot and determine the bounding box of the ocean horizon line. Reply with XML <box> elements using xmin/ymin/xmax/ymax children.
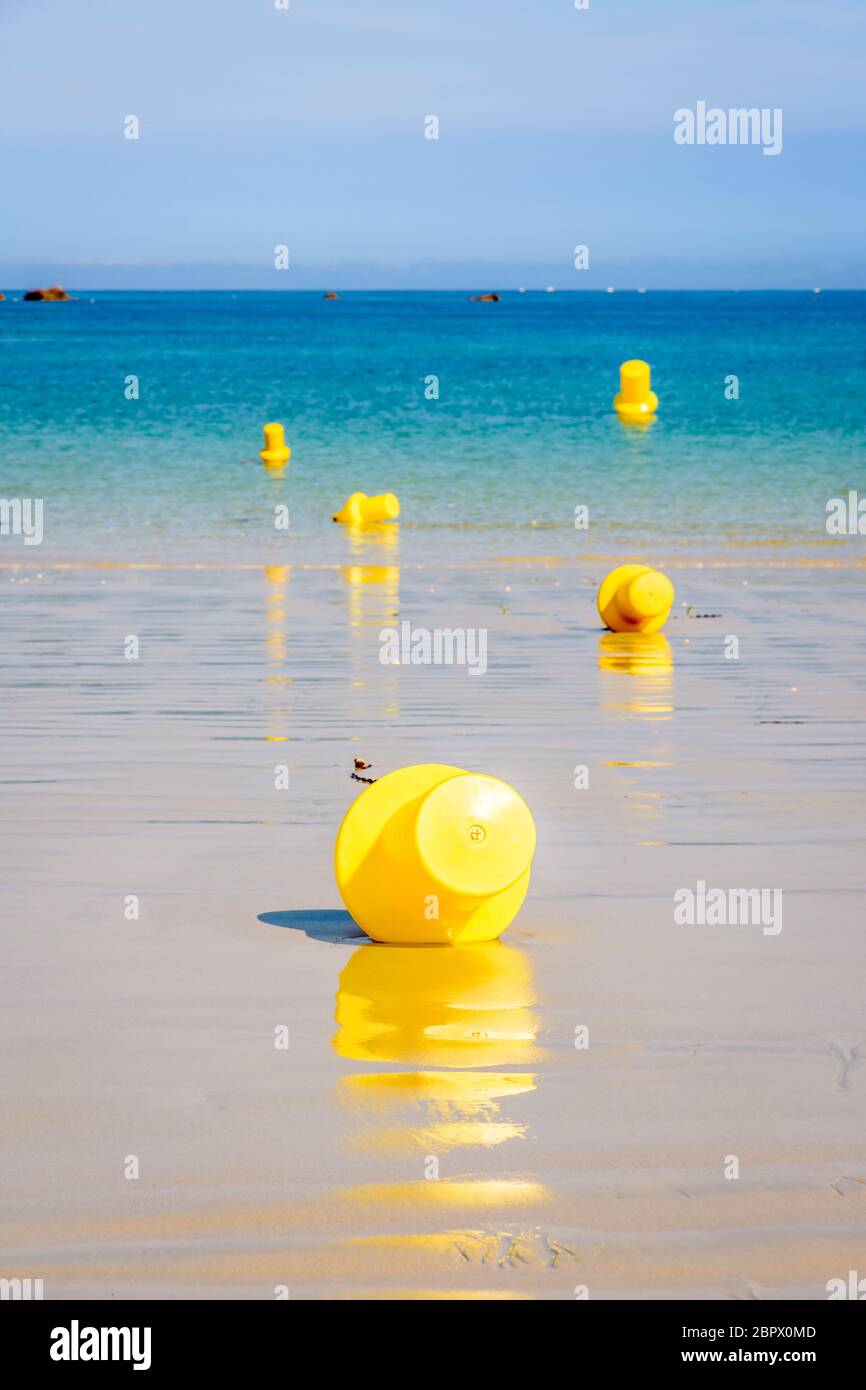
<box><xmin>1</xmin><ymin>285</ymin><xmax>858</xmax><ymax>295</ymax></box>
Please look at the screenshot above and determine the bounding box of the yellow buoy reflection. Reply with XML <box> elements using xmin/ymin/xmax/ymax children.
<box><xmin>341</xmin><ymin>559</ymin><xmax>400</xmax><ymax>718</ymax></box>
<box><xmin>598</xmin><ymin>631</ymin><xmax>674</xmax><ymax>721</ymax></box>
<box><xmin>339</xmin><ymin>1069</ymin><xmax>536</xmax><ymax>1153</ymax></box>
<box><xmin>333</xmin><ymin>941</ymin><xmax>540</xmax><ymax>1069</ymax></box>
<box><xmin>339</xmin><ymin>1070</ymin><xmax>537</xmax><ymax>1115</ymax></box>
<box><xmin>598</xmin><ymin>630</ymin><xmax>673</xmax><ymax>675</ymax></box>
<box><xmin>344</xmin><ymin>1227</ymin><xmax>569</xmax><ymax>1276</ymax></box>
<box><xmin>344</xmin><ymin>520</ymin><xmax>400</xmax><ymax>553</ymax></box>
<box><xmin>354</xmin><ymin>1119</ymin><xmax>528</xmax><ymax>1155</ymax></box>
<box><xmin>340</xmin><ymin>1178</ymin><xmax>550</xmax><ymax>1209</ymax></box>
<box><xmin>341</xmin><ymin>565</ymin><xmax>400</xmax><ymax>631</ymax></box>
<box><xmin>263</xmin><ymin>565</ymin><xmax>292</xmax><ymax>741</ymax></box>
<box><xmin>333</xmin><ymin>941</ymin><xmax>546</xmax><ymax>1212</ymax></box>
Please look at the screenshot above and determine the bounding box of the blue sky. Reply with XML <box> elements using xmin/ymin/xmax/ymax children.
<box><xmin>1</xmin><ymin>0</ymin><xmax>864</xmax><ymax>287</ymax></box>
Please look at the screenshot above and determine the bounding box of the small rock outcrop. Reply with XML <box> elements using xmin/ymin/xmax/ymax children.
<box><xmin>23</xmin><ymin>285</ymin><xmax>71</xmax><ymax>302</ymax></box>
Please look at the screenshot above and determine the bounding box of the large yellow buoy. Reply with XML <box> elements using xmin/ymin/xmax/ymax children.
<box><xmin>597</xmin><ymin>563</ymin><xmax>674</xmax><ymax>633</ymax></box>
<box><xmin>334</xmin><ymin>764</ymin><xmax>536</xmax><ymax>944</ymax></box>
<box><xmin>614</xmin><ymin>359</ymin><xmax>658</xmax><ymax>422</ymax></box>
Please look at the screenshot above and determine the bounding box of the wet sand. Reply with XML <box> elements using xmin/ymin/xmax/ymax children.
<box><xmin>1</xmin><ymin>557</ymin><xmax>864</xmax><ymax>1299</ymax></box>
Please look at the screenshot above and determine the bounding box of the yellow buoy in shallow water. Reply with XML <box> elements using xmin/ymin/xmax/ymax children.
<box><xmin>597</xmin><ymin>563</ymin><xmax>674</xmax><ymax>633</ymax></box>
<box><xmin>614</xmin><ymin>359</ymin><xmax>658</xmax><ymax>422</ymax></box>
<box><xmin>334</xmin><ymin>763</ymin><xmax>536</xmax><ymax>944</ymax></box>
<box><xmin>332</xmin><ymin>491</ymin><xmax>399</xmax><ymax>525</ymax></box>
<box><xmin>260</xmin><ymin>422</ymin><xmax>291</xmax><ymax>466</ymax></box>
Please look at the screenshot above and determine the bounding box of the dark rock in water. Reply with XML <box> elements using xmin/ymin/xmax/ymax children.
<box><xmin>24</xmin><ymin>284</ymin><xmax>71</xmax><ymax>301</ymax></box>
<box><xmin>468</xmin><ymin>293</ymin><xmax>500</xmax><ymax>302</ymax></box>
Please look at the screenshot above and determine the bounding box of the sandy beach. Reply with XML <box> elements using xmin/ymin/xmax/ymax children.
<box><xmin>2</xmin><ymin>555</ymin><xmax>864</xmax><ymax>1300</ymax></box>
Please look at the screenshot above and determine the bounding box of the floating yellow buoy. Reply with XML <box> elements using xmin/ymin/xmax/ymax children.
<box><xmin>614</xmin><ymin>359</ymin><xmax>658</xmax><ymax>422</ymax></box>
<box><xmin>332</xmin><ymin>491</ymin><xmax>399</xmax><ymax>525</ymax></box>
<box><xmin>334</xmin><ymin>763</ymin><xmax>536</xmax><ymax>944</ymax></box>
<box><xmin>597</xmin><ymin>563</ymin><xmax>674</xmax><ymax>633</ymax></box>
<box><xmin>260</xmin><ymin>422</ymin><xmax>291</xmax><ymax>466</ymax></box>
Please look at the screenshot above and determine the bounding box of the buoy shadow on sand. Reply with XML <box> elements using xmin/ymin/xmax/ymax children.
<box><xmin>258</xmin><ymin>909</ymin><xmax>365</xmax><ymax>944</ymax></box>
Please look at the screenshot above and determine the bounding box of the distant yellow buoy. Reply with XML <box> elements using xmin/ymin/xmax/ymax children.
<box><xmin>597</xmin><ymin>563</ymin><xmax>674</xmax><ymax>633</ymax></box>
<box><xmin>334</xmin><ymin>763</ymin><xmax>536</xmax><ymax>944</ymax></box>
<box><xmin>260</xmin><ymin>422</ymin><xmax>291</xmax><ymax>467</ymax></box>
<box><xmin>332</xmin><ymin>491</ymin><xmax>399</xmax><ymax>526</ymax></box>
<box><xmin>614</xmin><ymin>359</ymin><xmax>658</xmax><ymax>422</ymax></box>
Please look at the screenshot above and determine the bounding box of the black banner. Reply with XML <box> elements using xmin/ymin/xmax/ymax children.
<box><xmin>3</xmin><ymin>1299</ymin><xmax>860</xmax><ymax>1374</ymax></box>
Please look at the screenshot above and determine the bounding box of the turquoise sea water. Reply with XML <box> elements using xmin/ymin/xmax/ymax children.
<box><xmin>1</xmin><ymin>290</ymin><xmax>864</xmax><ymax>565</ymax></box>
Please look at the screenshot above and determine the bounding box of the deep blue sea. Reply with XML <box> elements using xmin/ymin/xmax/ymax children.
<box><xmin>1</xmin><ymin>290</ymin><xmax>864</xmax><ymax>564</ymax></box>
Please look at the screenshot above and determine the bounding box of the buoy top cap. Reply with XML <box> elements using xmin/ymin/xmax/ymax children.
<box><xmin>618</xmin><ymin>359</ymin><xmax>653</xmax><ymax>403</ymax></box>
<box><xmin>621</xmin><ymin>569</ymin><xmax>675</xmax><ymax>621</ymax></box>
<box><xmin>414</xmin><ymin>773</ymin><xmax>536</xmax><ymax>898</ymax></box>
